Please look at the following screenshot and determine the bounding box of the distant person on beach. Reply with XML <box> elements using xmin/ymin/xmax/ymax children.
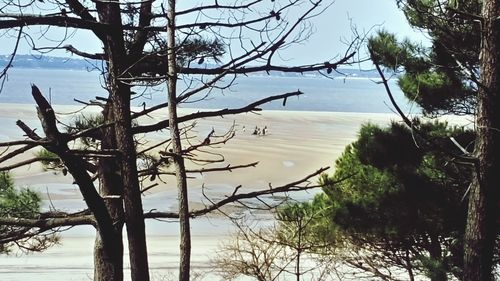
<box><xmin>251</xmin><ymin>125</ymin><xmax>268</xmax><ymax>136</ymax></box>
<box><xmin>252</xmin><ymin>126</ymin><xmax>258</xmax><ymax>135</ymax></box>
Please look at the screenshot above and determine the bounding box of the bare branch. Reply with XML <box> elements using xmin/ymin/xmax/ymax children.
<box><xmin>0</xmin><ymin>156</ymin><xmax>57</xmax><ymax>171</ymax></box>
<box><xmin>144</xmin><ymin>167</ymin><xmax>330</xmax><ymax>219</ymax></box>
<box><xmin>0</xmin><ymin>215</ymin><xmax>95</xmax><ymax>228</ymax></box>
<box><xmin>0</xmin><ymin>15</ymin><xmax>111</xmax><ymax>32</ymax></box>
<box><xmin>0</xmin><ymin>26</ymin><xmax>22</xmax><ymax>93</ymax></box>
<box><xmin>174</xmin><ymin>0</ymin><xmax>262</xmax><ymax>16</ymax></box>
<box><xmin>133</xmin><ymin>91</ymin><xmax>303</xmax><ymax>134</ymax></box>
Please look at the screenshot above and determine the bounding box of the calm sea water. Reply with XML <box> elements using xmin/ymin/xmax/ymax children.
<box><xmin>0</xmin><ymin>68</ymin><xmax>415</xmax><ymax>113</ymax></box>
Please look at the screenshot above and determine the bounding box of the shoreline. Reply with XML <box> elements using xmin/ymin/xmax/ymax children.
<box><xmin>0</xmin><ymin>101</ymin><xmax>403</xmax><ymax>114</ymax></box>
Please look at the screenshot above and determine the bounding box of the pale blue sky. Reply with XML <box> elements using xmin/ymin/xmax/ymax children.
<box><xmin>286</xmin><ymin>0</ymin><xmax>428</xmax><ymax>65</ymax></box>
<box><xmin>1</xmin><ymin>0</ymin><xmax>427</xmax><ymax>66</ymax></box>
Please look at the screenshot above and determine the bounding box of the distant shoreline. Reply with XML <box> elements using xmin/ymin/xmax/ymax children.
<box><xmin>0</xmin><ymin>101</ymin><xmax>401</xmax><ymax>116</ymax></box>
<box><xmin>1</xmin><ymin>54</ymin><xmax>386</xmax><ymax>79</ymax></box>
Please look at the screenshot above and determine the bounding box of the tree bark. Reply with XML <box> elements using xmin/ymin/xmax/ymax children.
<box><xmin>96</xmin><ymin>2</ymin><xmax>150</xmax><ymax>280</ymax></box>
<box><xmin>112</xmin><ymin>83</ymin><xmax>150</xmax><ymax>281</ymax></box>
<box><xmin>93</xmin><ymin>104</ymin><xmax>125</xmax><ymax>281</ymax></box>
<box><xmin>29</xmin><ymin>85</ymin><xmax>124</xmax><ymax>279</ymax></box>
<box><xmin>94</xmin><ymin>232</ymin><xmax>123</xmax><ymax>281</ymax></box>
<box><xmin>166</xmin><ymin>1</ymin><xmax>192</xmax><ymax>280</ymax></box>
<box><xmin>463</xmin><ymin>1</ymin><xmax>500</xmax><ymax>280</ymax></box>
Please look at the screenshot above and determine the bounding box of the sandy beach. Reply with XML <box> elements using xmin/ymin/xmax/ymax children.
<box><xmin>0</xmin><ymin>103</ymin><xmax>399</xmax><ymax>280</ymax></box>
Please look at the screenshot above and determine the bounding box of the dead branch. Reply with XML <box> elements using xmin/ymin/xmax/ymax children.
<box><xmin>0</xmin><ymin>15</ymin><xmax>111</xmax><ymax>32</ymax></box>
<box><xmin>0</xmin><ymin>215</ymin><xmax>95</xmax><ymax>228</ymax></box>
<box><xmin>133</xmin><ymin>91</ymin><xmax>303</xmax><ymax>134</ymax></box>
<box><xmin>21</xmin><ymin>85</ymin><xmax>118</xmax><ymax>253</ymax></box>
<box><xmin>174</xmin><ymin>0</ymin><xmax>262</xmax><ymax>16</ymax></box>
<box><xmin>144</xmin><ymin>167</ymin><xmax>330</xmax><ymax>219</ymax></box>
<box><xmin>0</xmin><ymin>156</ymin><xmax>58</xmax><ymax>171</ymax></box>
<box><xmin>0</xmin><ymin>144</ymin><xmax>38</xmax><ymax>163</ymax></box>
<box><xmin>33</xmin><ymin>45</ymin><xmax>106</xmax><ymax>60</ymax></box>
<box><xmin>0</xmin><ymin>139</ymin><xmax>51</xmax><ymax>147</ymax></box>
<box><xmin>0</xmin><ymin>26</ymin><xmax>22</xmax><ymax>92</ymax></box>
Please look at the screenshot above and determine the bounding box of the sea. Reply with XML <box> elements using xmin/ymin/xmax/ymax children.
<box><xmin>0</xmin><ymin>68</ymin><xmax>416</xmax><ymax>113</ymax></box>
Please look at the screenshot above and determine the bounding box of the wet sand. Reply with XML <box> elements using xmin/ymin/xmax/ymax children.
<box><xmin>0</xmin><ymin>103</ymin><xmax>399</xmax><ymax>280</ymax></box>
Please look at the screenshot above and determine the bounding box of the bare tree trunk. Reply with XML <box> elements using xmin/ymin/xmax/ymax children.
<box><xmin>463</xmin><ymin>1</ymin><xmax>500</xmax><ymax>280</ymax></box>
<box><xmin>166</xmin><ymin>1</ymin><xmax>191</xmax><ymax>280</ymax></box>
<box><xmin>94</xmin><ymin>232</ymin><xmax>123</xmax><ymax>281</ymax></box>
<box><xmin>112</xmin><ymin>82</ymin><xmax>150</xmax><ymax>281</ymax></box>
<box><xmin>93</xmin><ymin>104</ymin><xmax>125</xmax><ymax>281</ymax></box>
<box><xmin>296</xmin><ymin>229</ymin><xmax>302</xmax><ymax>281</ymax></box>
<box><xmin>95</xmin><ymin>1</ymin><xmax>150</xmax><ymax>280</ymax></box>
<box><xmin>404</xmin><ymin>249</ymin><xmax>415</xmax><ymax>281</ymax></box>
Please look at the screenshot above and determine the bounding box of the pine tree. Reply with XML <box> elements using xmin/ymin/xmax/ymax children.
<box><xmin>369</xmin><ymin>1</ymin><xmax>500</xmax><ymax>279</ymax></box>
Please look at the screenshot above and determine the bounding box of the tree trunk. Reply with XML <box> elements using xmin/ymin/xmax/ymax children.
<box><xmin>295</xmin><ymin>218</ymin><xmax>303</xmax><ymax>281</ymax></box>
<box><xmin>463</xmin><ymin>1</ymin><xmax>500</xmax><ymax>280</ymax></box>
<box><xmin>112</xmin><ymin>84</ymin><xmax>150</xmax><ymax>281</ymax></box>
<box><xmin>95</xmin><ymin>1</ymin><xmax>151</xmax><ymax>280</ymax></box>
<box><xmin>93</xmin><ymin>104</ymin><xmax>125</xmax><ymax>281</ymax></box>
<box><xmin>404</xmin><ymin>249</ymin><xmax>415</xmax><ymax>281</ymax></box>
<box><xmin>94</xmin><ymin>232</ymin><xmax>123</xmax><ymax>281</ymax></box>
<box><xmin>166</xmin><ymin>1</ymin><xmax>192</xmax><ymax>280</ymax></box>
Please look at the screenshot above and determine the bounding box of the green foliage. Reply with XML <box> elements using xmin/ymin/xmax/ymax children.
<box><xmin>0</xmin><ymin>171</ymin><xmax>49</xmax><ymax>254</ymax></box>
<box><xmin>0</xmin><ymin>172</ymin><xmax>40</xmax><ymax>217</ymax></box>
<box><xmin>369</xmin><ymin>0</ymin><xmax>480</xmax><ymax>116</ymax></box>
<box><xmin>177</xmin><ymin>37</ymin><xmax>225</xmax><ymax>66</ymax></box>
<box><xmin>363</xmin><ymin>2</ymin><xmax>498</xmax><ymax>278</ymax></box>
<box><xmin>0</xmin><ymin>172</ymin><xmax>41</xmax><ymax>212</ymax></box>
<box><xmin>420</xmin><ymin>255</ymin><xmax>450</xmax><ymax>281</ymax></box>
<box><xmin>71</xmin><ymin>114</ymin><xmax>104</xmax><ymax>131</ymax></box>
<box><xmin>368</xmin><ymin>30</ymin><xmax>427</xmax><ymax>72</ymax></box>
<box><xmin>276</xmin><ymin>198</ymin><xmax>336</xmax><ymax>249</ymax></box>
<box><xmin>35</xmin><ymin>149</ymin><xmax>62</xmax><ymax>170</ymax></box>
<box><xmin>316</xmin><ymin>121</ymin><xmax>474</xmax><ymax>279</ymax></box>
<box><xmin>66</xmin><ymin>114</ymin><xmax>105</xmax><ymax>148</ymax></box>
<box><xmin>399</xmin><ymin>0</ymin><xmax>480</xmax><ymax>63</ymax></box>
<box><xmin>0</xmin><ymin>170</ymin><xmax>13</xmax><ymax>191</ymax></box>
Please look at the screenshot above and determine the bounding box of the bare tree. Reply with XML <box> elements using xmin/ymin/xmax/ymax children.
<box><xmin>0</xmin><ymin>0</ymin><xmax>358</xmax><ymax>280</ymax></box>
<box><xmin>213</xmin><ymin>203</ymin><xmax>341</xmax><ymax>281</ymax></box>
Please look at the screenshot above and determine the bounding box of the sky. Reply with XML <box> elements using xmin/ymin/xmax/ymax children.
<box><xmin>289</xmin><ymin>0</ymin><xmax>429</xmax><ymax>65</ymax></box>
<box><xmin>1</xmin><ymin>0</ymin><xmax>428</xmax><ymax>66</ymax></box>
